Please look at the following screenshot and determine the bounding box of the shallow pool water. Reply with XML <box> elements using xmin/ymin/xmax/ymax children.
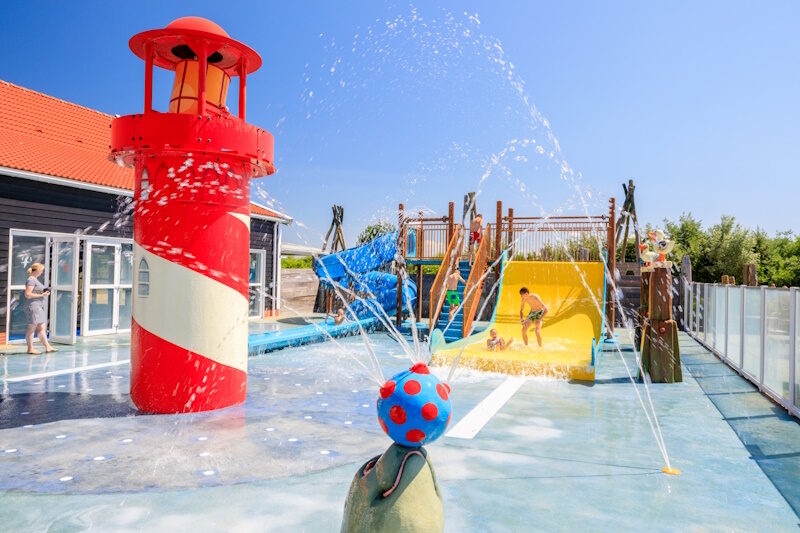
<box><xmin>0</xmin><ymin>331</ymin><xmax>798</xmax><ymax>531</ymax></box>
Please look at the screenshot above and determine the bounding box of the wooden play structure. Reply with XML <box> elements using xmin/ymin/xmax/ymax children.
<box><xmin>322</xmin><ymin>204</ymin><xmax>347</xmax><ymax>253</ymax></box>
<box><xmin>396</xmin><ymin>197</ymin><xmax>618</xmax><ymax>343</ymax></box>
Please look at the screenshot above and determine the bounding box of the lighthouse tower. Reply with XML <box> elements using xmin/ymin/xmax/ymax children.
<box><xmin>110</xmin><ymin>17</ymin><xmax>274</xmax><ymax>413</ymax></box>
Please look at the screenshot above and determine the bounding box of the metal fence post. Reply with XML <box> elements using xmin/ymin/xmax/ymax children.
<box><xmin>789</xmin><ymin>287</ymin><xmax>797</xmax><ymax>413</ymax></box>
<box><xmin>759</xmin><ymin>286</ymin><xmax>766</xmax><ymax>389</ymax></box>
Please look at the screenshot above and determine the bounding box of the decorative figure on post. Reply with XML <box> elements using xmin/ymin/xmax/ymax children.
<box><xmin>110</xmin><ymin>17</ymin><xmax>275</xmax><ymax>413</ymax></box>
<box><xmin>639</xmin><ymin>230</ymin><xmax>682</xmax><ymax>384</ymax></box>
<box><xmin>341</xmin><ymin>362</ymin><xmax>451</xmax><ymax>533</ymax></box>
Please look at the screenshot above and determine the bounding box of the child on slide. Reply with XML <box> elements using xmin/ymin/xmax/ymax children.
<box><xmin>486</xmin><ymin>328</ymin><xmax>514</xmax><ymax>351</ymax></box>
<box><xmin>519</xmin><ymin>287</ymin><xmax>547</xmax><ymax>347</ymax></box>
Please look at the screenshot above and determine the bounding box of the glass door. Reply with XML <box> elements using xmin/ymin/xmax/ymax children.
<box><xmin>6</xmin><ymin>232</ymin><xmax>49</xmax><ymax>342</ymax></box>
<box><xmin>50</xmin><ymin>236</ymin><xmax>79</xmax><ymax>344</ymax></box>
<box><xmin>249</xmin><ymin>249</ymin><xmax>266</xmax><ymax>318</ymax></box>
<box><xmin>81</xmin><ymin>240</ymin><xmax>133</xmax><ymax>336</ymax></box>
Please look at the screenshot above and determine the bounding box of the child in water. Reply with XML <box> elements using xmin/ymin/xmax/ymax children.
<box><xmin>486</xmin><ymin>328</ymin><xmax>513</xmax><ymax>351</ymax></box>
<box><xmin>519</xmin><ymin>287</ymin><xmax>547</xmax><ymax>347</ymax></box>
<box><xmin>331</xmin><ymin>308</ymin><xmax>346</xmax><ymax>325</ymax></box>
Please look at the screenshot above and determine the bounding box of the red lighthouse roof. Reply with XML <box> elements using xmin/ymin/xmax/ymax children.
<box><xmin>165</xmin><ymin>16</ymin><xmax>230</xmax><ymax>37</ymax></box>
<box><xmin>128</xmin><ymin>16</ymin><xmax>262</xmax><ymax>75</ymax></box>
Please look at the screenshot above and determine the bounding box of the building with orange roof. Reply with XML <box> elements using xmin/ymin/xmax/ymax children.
<box><xmin>0</xmin><ymin>80</ymin><xmax>291</xmax><ymax>344</ymax></box>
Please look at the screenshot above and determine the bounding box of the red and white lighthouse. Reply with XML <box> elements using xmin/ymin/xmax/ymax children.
<box><xmin>110</xmin><ymin>17</ymin><xmax>274</xmax><ymax>413</ymax></box>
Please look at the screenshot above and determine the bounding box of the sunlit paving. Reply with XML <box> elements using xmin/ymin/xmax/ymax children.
<box><xmin>1</xmin><ymin>3</ymin><xmax>799</xmax><ymax>532</ymax></box>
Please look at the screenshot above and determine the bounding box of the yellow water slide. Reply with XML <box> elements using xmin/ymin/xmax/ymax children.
<box><xmin>431</xmin><ymin>260</ymin><xmax>606</xmax><ymax>381</ymax></box>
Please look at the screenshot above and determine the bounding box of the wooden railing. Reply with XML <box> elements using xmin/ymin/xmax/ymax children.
<box><xmin>462</xmin><ymin>225</ymin><xmax>491</xmax><ymax>337</ymax></box>
<box><xmin>429</xmin><ymin>224</ymin><xmax>464</xmax><ymax>331</ymax></box>
<box><xmin>405</xmin><ymin>216</ymin><xmax>450</xmax><ymax>260</ymax></box>
<box><xmin>490</xmin><ymin>216</ymin><xmax>608</xmax><ymax>262</ymax></box>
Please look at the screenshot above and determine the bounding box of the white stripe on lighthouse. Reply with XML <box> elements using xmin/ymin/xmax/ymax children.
<box><xmin>228</xmin><ymin>212</ymin><xmax>250</xmax><ymax>230</ymax></box>
<box><xmin>132</xmin><ymin>243</ymin><xmax>249</xmax><ymax>373</ymax></box>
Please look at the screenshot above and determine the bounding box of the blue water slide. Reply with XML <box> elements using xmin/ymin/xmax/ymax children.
<box><xmin>314</xmin><ymin>231</ymin><xmax>399</xmax><ymax>281</ymax></box>
<box><xmin>249</xmin><ymin>232</ymin><xmax>417</xmax><ymax>354</ymax></box>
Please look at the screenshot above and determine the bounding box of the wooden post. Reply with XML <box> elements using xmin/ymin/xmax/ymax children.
<box><xmin>495</xmin><ymin>200</ymin><xmax>503</xmax><ymax>259</ymax></box>
<box><xmin>447</xmin><ymin>202</ymin><xmax>454</xmax><ymax>243</ymax></box>
<box><xmin>743</xmin><ymin>263</ymin><xmax>758</xmax><ymax>286</ymax></box>
<box><xmin>397</xmin><ymin>203</ymin><xmax>404</xmax><ymax>327</ymax></box>
<box><xmin>640</xmin><ymin>266</ymin><xmax>682</xmax><ymax>383</ymax></box>
<box><xmin>507</xmin><ymin>208</ymin><xmax>514</xmax><ymax>254</ymax></box>
<box><xmin>606</xmin><ymin>198</ymin><xmax>616</xmax><ymax>337</ymax></box>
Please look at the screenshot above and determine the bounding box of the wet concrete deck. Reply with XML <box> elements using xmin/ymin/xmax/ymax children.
<box><xmin>0</xmin><ymin>330</ymin><xmax>798</xmax><ymax>531</ymax></box>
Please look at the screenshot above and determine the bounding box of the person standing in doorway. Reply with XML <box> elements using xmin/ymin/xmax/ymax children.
<box><xmin>23</xmin><ymin>262</ymin><xmax>56</xmax><ymax>355</ymax></box>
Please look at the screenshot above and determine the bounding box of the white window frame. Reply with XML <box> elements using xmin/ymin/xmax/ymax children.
<box><xmin>249</xmin><ymin>249</ymin><xmax>266</xmax><ymax>318</ymax></box>
<box><xmin>5</xmin><ymin>229</ymin><xmax>52</xmax><ymax>344</ymax></box>
<box><xmin>81</xmin><ymin>236</ymin><xmax>133</xmax><ymax>336</ymax></box>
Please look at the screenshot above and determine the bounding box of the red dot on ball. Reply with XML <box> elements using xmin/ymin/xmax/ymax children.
<box><xmin>389</xmin><ymin>405</ymin><xmax>407</xmax><ymax>424</ymax></box>
<box><xmin>410</xmin><ymin>362</ymin><xmax>430</xmax><ymax>374</ymax></box>
<box><xmin>444</xmin><ymin>383</ymin><xmax>451</xmax><ymax>393</ymax></box>
<box><xmin>446</xmin><ymin>413</ymin><xmax>452</xmax><ymax>428</ymax></box>
<box><xmin>379</xmin><ymin>418</ymin><xmax>389</xmax><ymax>435</ymax></box>
<box><xmin>404</xmin><ymin>380</ymin><xmax>421</xmax><ymax>395</ymax></box>
<box><xmin>421</xmin><ymin>402</ymin><xmax>438</xmax><ymax>420</ymax></box>
<box><xmin>436</xmin><ymin>383</ymin><xmax>449</xmax><ymax>400</ymax></box>
<box><xmin>380</xmin><ymin>380</ymin><xmax>396</xmax><ymax>399</ymax></box>
<box><xmin>406</xmin><ymin>429</ymin><xmax>426</xmax><ymax>443</ymax></box>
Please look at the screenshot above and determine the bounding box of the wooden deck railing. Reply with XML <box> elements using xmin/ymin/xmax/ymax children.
<box><xmin>489</xmin><ymin>216</ymin><xmax>607</xmax><ymax>262</ymax></box>
<box><xmin>462</xmin><ymin>225</ymin><xmax>491</xmax><ymax>337</ymax></box>
<box><xmin>429</xmin><ymin>224</ymin><xmax>464</xmax><ymax>331</ymax></box>
<box><xmin>405</xmin><ymin>216</ymin><xmax>450</xmax><ymax>260</ymax></box>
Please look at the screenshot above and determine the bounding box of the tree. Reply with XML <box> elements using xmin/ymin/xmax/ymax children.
<box><xmin>701</xmin><ymin>216</ymin><xmax>756</xmax><ymax>282</ymax></box>
<box><xmin>356</xmin><ymin>221</ymin><xmax>396</xmax><ymax>246</ymax></box>
<box><xmin>756</xmin><ymin>230</ymin><xmax>800</xmax><ymax>287</ymax></box>
<box><xmin>663</xmin><ymin>213</ymin><xmax>706</xmax><ymax>267</ymax></box>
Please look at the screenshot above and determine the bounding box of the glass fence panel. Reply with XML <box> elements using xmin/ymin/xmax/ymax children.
<box><xmin>715</xmin><ymin>285</ymin><xmax>726</xmax><ymax>353</ymax></box>
<box><xmin>795</xmin><ymin>291</ymin><xmax>800</xmax><ymax>409</ymax></box>
<box><xmin>742</xmin><ymin>287</ymin><xmax>762</xmax><ymax>379</ymax></box>
<box><xmin>698</xmin><ymin>284</ymin><xmax>705</xmax><ymax>335</ymax></box>
<box><xmin>727</xmin><ymin>286</ymin><xmax>742</xmax><ymax>366</ymax></box>
<box><xmin>764</xmin><ymin>290</ymin><xmax>791</xmax><ymax>400</ymax></box>
<box><xmin>707</xmin><ymin>285</ymin><xmax>717</xmax><ymax>349</ymax></box>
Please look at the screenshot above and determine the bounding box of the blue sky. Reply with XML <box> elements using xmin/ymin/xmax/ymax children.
<box><xmin>1</xmin><ymin>1</ymin><xmax>798</xmax><ymax>245</ymax></box>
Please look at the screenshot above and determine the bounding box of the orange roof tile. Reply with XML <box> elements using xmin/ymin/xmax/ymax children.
<box><xmin>0</xmin><ymin>80</ymin><xmax>289</xmax><ymax>223</ymax></box>
<box><xmin>0</xmin><ymin>80</ymin><xmax>133</xmax><ymax>190</ymax></box>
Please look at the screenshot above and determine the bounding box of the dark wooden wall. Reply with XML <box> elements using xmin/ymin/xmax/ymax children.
<box><xmin>0</xmin><ymin>174</ymin><xmax>133</xmax><ymax>337</ymax></box>
<box><xmin>1</xmin><ymin>174</ymin><xmax>283</xmax><ymax>335</ymax></box>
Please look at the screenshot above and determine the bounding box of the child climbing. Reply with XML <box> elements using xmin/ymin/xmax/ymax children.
<box><xmin>468</xmin><ymin>213</ymin><xmax>484</xmax><ymax>266</ymax></box>
<box><xmin>519</xmin><ymin>287</ymin><xmax>547</xmax><ymax>347</ymax></box>
<box><xmin>486</xmin><ymin>328</ymin><xmax>514</xmax><ymax>352</ymax></box>
<box><xmin>445</xmin><ymin>268</ymin><xmax>466</xmax><ymax>324</ymax></box>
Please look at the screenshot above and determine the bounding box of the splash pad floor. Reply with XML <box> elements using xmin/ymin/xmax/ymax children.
<box><xmin>1</xmin><ymin>330</ymin><xmax>798</xmax><ymax>531</ymax></box>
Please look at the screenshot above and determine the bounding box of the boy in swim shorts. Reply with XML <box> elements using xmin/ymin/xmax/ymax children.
<box><xmin>468</xmin><ymin>214</ymin><xmax>484</xmax><ymax>266</ymax></box>
<box><xmin>519</xmin><ymin>287</ymin><xmax>547</xmax><ymax>347</ymax></box>
<box><xmin>445</xmin><ymin>269</ymin><xmax>467</xmax><ymax>324</ymax></box>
